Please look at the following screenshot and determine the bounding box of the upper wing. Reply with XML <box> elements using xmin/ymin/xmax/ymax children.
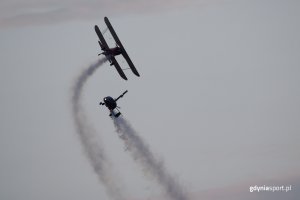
<box><xmin>95</xmin><ymin>25</ymin><xmax>109</xmax><ymax>51</ymax></box>
<box><xmin>104</xmin><ymin>17</ymin><xmax>140</xmax><ymax>77</ymax></box>
<box><xmin>110</xmin><ymin>57</ymin><xmax>128</xmax><ymax>80</ymax></box>
<box><xmin>104</xmin><ymin>17</ymin><xmax>124</xmax><ymax>50</ymax></box>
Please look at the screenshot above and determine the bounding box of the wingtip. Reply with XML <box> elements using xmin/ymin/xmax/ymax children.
<box><xmin>135</xmin><ymin>72</ymin><xmax>140</xmax><ymax>77</ymax></box>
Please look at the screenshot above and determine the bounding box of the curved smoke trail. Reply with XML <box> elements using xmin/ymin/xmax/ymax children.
<box><xmin>71</xmin><ymin>58</ymin><xmax>124</xmax><ymax>200</ymax></box>
<box><xmin>113</xmin><ymin>116</ymin><xmax>189</xmax><ymax>200</ymax></box>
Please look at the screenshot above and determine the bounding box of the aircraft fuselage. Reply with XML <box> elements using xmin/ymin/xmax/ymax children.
<box><xmin>103</xmin><ymin>47</ymin><xmax>122</xmax><ymax>57</ymax></box>
<box><xmin>103</xmin><ymin>96</ymin><xmax>117</xmax><ymax>110</ymax></box>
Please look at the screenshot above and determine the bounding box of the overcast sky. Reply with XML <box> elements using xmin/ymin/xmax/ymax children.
<box><xmin>0</xmin><ymin>0</ymin><xmax>299</xmax><ymax>199</ymax></box>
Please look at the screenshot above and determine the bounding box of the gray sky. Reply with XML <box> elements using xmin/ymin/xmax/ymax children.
<box><xmin>0</xmin><ymin>0</ymin><xmax>299</xmax><ymax>199</ymax></box>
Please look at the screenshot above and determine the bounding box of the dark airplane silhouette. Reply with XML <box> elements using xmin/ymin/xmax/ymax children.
<box><xmin>99</xmin><ymin>90</ymin><xmax>128</xmax><ymax>118</ymax></box>
<box><xmin>95</xmin><ymin>17</ymin><xmax>140</xmax><ymax>80</ymax></box>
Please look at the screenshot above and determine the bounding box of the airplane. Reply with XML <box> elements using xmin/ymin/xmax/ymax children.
<box><xmin>99</xmin><ymin>90</ymin><xmax>128</xmax><ymax>118</ymax></box>
<box><xmin>95</xmin><ymin>17</ymin><xmax>140</xmax><ymax>80</ymax></box>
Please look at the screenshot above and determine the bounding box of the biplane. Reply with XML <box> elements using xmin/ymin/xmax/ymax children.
<box><xmin>95</xmin><ymin>17</ymin><xmax>140</xmax><ymax>80</ymax></box>
<box><xmin>99</xmin><ymin>90</ymin><xmax>128</xmax><ymax>118</ymax></box>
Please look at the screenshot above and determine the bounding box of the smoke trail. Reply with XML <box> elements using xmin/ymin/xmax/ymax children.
<box><xmin>113</xmin><ymin>116</ymin><xmax>188</xmax><ymax>200</ymax></box>
<box><xmin>71</xmin><ymin>58</ymin><xmax>124</xmax><ymax>200</ymax></box>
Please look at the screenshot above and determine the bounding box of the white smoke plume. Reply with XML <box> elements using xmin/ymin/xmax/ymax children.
<box><xmin>71</xmin><ymin>58</ymin><xmax>124</xmax><ymax>200</ymax></box>
<box><xmin>113</xmin><ymin>116</ymin><xmax>189</xmax><ymax>200</ymax></box>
